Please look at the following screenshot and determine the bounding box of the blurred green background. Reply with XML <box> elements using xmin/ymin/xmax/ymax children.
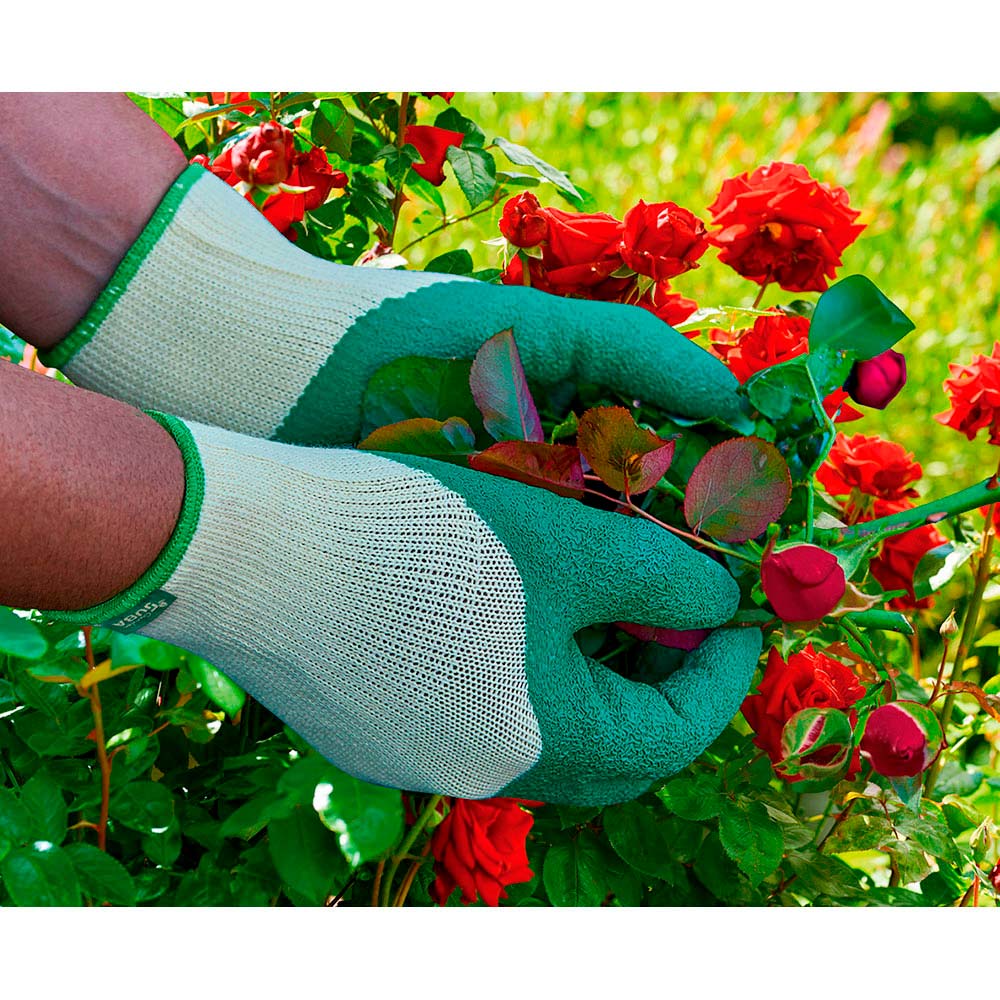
<box><xmin>401</xmin><ymin>92</ymin><xmax>1000</xmax><ymax>495</ymax></box>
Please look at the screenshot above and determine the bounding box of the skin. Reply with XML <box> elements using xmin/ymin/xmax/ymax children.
<box><xmin>0</xmin><ymin>93</ymin><xmax>187</xmax><ymax>608</ymax></box>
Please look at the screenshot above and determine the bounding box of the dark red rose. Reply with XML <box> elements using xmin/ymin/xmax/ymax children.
<box><xmin>710</xmin><ymin>310</ymin><xmax>810</xmax><ymax>384</ymax></box>
<box><xmin>422</xmin><ymin>92</ymin><xmax>456</xmax><ymax>102</ymax></box>
<box><xmin>846</xmin><ymin>348</ymin><xmax>907</xmax><ymax>409</ymax></box>
<box><xmin>403</xmin><ymin>124</ymin><xmax>465</xmax><ymax>186</ymax></box>
<box><xmin>741</xmin><ymin>644</ymin><xmax>865</xmax><ymax>778</ymax></box>
<box><xmin>620</xmin><ymin>200</ymin><xmax>708</xmax><ymax>281</ymax></box>
<box><xmin>538</xmin><ymin>208</ymin><xmax>625</xmax><ymax>295</ymax></box>
<box><xmin>634</xmin><ymin>280</ymin><xmax>699</xmax><ymax>332</ymax></box>
<box><xmin>295</xmin><ymin>146</ymin><xmax>348</xmax><ymax>211</ymax></box>
<box><xmin>859</xmin><ymin>701</ymin><xmax>942</xmax><ymax>777</ymax></box>
<box><xmin>429</xmin><ymin>797</ymin><xmax>540</xmax><ymax>906</ymax></box>
<box><xmin>936</xmin><ymin>342</ymin><xmax>1000</xmax><ymax>445</ymax></box>
<box><xmin>707</xmin><ymin>161</ymin><xmax>866</xmax><ymax>292</ymax></box>
<box><xmin>761</xmin><ymin>543</ymin><xmax>846</xmax><ymax>622</ymax></box>
<box><xmin>231</xmin><ymin>121</ymin><xmax>296</xmax><ymax>186</ymax></box>
<box><xmin>500</xmin><ymin>192</ymin><xmax>548</xmax><ymax>248</ymax></box>
<box><xmin>817</xmin><ymin>432</ymin><xmax>923</xmax><ymax>503</ymax></box>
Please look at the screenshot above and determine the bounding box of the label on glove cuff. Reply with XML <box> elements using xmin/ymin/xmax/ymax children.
<box><xmin>102</xmin><ymin>589</ymin><xmax>177</xmax><ymax>633</ymax></box>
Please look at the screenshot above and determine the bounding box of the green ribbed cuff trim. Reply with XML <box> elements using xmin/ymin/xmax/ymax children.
<box><xmin>38</xmin><ymin>164</ymin><xmax>208</xmax><ymax>371</ymax></box>
<box><xmin>43</xmin><ymin>412</ymin><xmax>205</xmax><ymax>626</ymax></box>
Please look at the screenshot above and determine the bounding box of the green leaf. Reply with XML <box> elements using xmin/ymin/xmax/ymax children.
<box><xmin>312</xmin><ymin>767</ymin><xmax>404</xmax><ymax>866</ymax></box>
<box><xmin>743</xmin><ymin>356</ymin><xmax>815</xmax><ymax>421</ymax></box>
<box><xmin>268</xmin><ymin>805</ymin><xmax>350</xmax><ymax>905</ymax></box>
<box><xmin>718</xmin><ymin>799</ymin><xmax>784</xmax><ymax>886</ymax></box>
<box><xmin>603</xmin><ymin>801</ymin><xmax>684</xmax><ymax>881</ymax></box>
<box><xmin>434</xmin><ymin>107</ymin><xmax>485</xmax><ymax>147</ymax></box>
<box><xmin>469</xmin><ymin>329</ymin><xmax>544</xmax><ymax>443</ymax></box>
<box><xmin>127</xmin><ymin>93</ymin><xmax>189</xmax><ymax>138</ymax></box>
<box><xmin>576</xmin><ymin>407</ymin><xmax>676</xmax><ymax>497</ymax></box>
<box><xmin>469</xmin><ymin>441</ymin><xmax>585</xmax><ymax>500</ymax></box>
<box><xmin>683</xmin><ymin>436</ymin><xmax>792</xmax><ymax>542</ymax></box>
<box><xmin>357</xmin><ymin>416</ymin><xmax>477</xmax><ymax>463</ymax></box>
<box><xmin>884</xmin><ymin>839</ymin><xmax>934</xmax><ymax>885</ymax></box>
<box><xmin>0</xmin><ymin>787</ymin><xmax>33</xmax><ymax>845</ymax></box>
<box><xmin>21</xmin><ymin>774</ymin><xmax>67</xmax><ymax>846</ymax></box>
<box><xmin>825</xmin><ymin>814</ymin><xmax>894</xmax><ymax>853</ymax></box>
<box><xmin>808</xmin><ymin>275</ymin><xmax>915</xmax><ymax>360</ymax></box>
<box><xmin>806</xmin><ymin>343</ymin><xmax>855</xmax><ymax>397</ymax></box>
<box><xmin>445</xmin><ymin>144</ymin><xmax>497</xmax><ymax>210</ymax></box>
<box><xmin>406</xmin><ymin>174</ymin><xmax>447</xmax><ymax>214</ymax></box>
<box><xmin>142</xmin><ymin>821</ymin><xmax>182</xmax><ymax>867</ymax></box>
<box><xmin>109</xmin><ymin>781</ymin><xmax>175</xmax><ymax>834</ymax></box>
<box><xmin>186</xmin><ymin>656</ymin><xmax>246</xmax><ymax>716</ymax></box>
<box><xmin>423</xmin><ymin>249</ymin><xmax>474</xmax><ymax>275</ymax></box>
<box><xmin>64</xmin><ymin>843</ymin><xmax>136</xmax><ymax>906</ymax></box>
<box><xmin>895</xmin><ymin>805</ymin><xmax>962</xmax><ymax>865</ymax></box>
<box><xmin>220</xmin><ymin>791</ymin><xmax>289</xmax><ymax>841</ymax></box>
<box><xmin>347</xmin><ymin>174</ymin><xmax>394</xmax><ymax>232</ymax></box>
<box><xmin>0</xmin><ymin>608</ymin><xmax>47</xmax><ymax>660</ymax></box>
<box><xmin>1</xmin><ymin>842</ymin><xmax>81</xmax><ymax>906</ymax></box>
<box><xmin>0</xmin><ymin>325</ymin><xmax>26</xmax><ymax>362</ymax></box>
<box><xmin>656</xmin><ymin>773</ymin><xmax>726</xmax><ymax>821</ymax></box>
<box><xmin>785</xmin><ymin>851</ymin><xmax>864</xmax><ymax>899</ymax></box>
<box><xmin>493</xmin><ymin>136</ymin><xmax>581</xmax><ymax>201</ymax></box>
<box><xmin>542</xmin><ymin>831</ymin><xmax>611</xmax><ymax>906</ymax></box>
<box><xmin>311</xmin><ymin>98</ymin><xmax>355</xmax><ymax>160</ymax></box>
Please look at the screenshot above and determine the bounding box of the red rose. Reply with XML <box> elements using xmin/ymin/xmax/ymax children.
<box><xmin>538</xmin><ymin>208</ymin><xmax>626</xmax><ymax>295</ymax></box>
<box><xmin>709</xmin><ymin>310</ymin><xmax>810</xmax><ymax>384</ymax></box>
<box><xmin>500</xmin><ymin>192</ymin><xmax>548</xmax><ymax>248</ymax></box>
<box><xmin>861</xmin><ymin>498</ymin><xmax>947</xmax><ymax>611</ymax></box>
<box><xmin>295</xmin><ymin>146</ymin><xmax>348</xmax><ymax>211</ymax></box>
<box><xmin>859</xmin><ymin>702</ymin><xmax>942</xmax><ymax>777</ymax></box>
<box><xmin>422</xmin><ymin>92</ymin><xmax>456</xmax><ymax>102</ymax></box>
<box><xmin>403</xmin><ymin>124</ymin><xmax>465</xmax><ymax>186</ymax></box>
<box><xmin>935</xmin><ymin>342</ymin><xmax>1000</xmax><ymax>445</ymax></box>
<box><xmin>210</xmin><ymin>91</ymin><xmax>254</xmax><ymax>113</ymax></box>
<box><xmin>500</xmin><ymin>253</ymin><xmax>550</xmax><ymax>291</ymax></box>
<box><xmin>231</xmin><ymin>121</ymin><xmax>296</xmax><ymax>186</ymax></box>
<box><xmin>429</xmin><ymin>797</ymin><xmax>539</xmax><ymax>906</ymax></box>
<box><xmin>846</xmin><ymin>348</ymin><xmax>907</xmax><ymax>410</ymax></box>
<box><xmin>707</xmin><ymin>161</ymin><xmax>866</xmax><ymax>292</ymax></box>
<box><xmin>620</xmin><ymin>200</ymin><xmax>708</xmax><ymax>281</ymax></box>
<box><xmin>741</xmin><ymin>644</ymin><xmax>865</xmax><ymax>774</ymax></box>
<box><xmin>817</xmin><ymin>432</ymin><xmax>923</xmax><ymax>503</ymax></box>
<box><xmin>634</xmin><ymin>280</ymin><xmax>699</xmax><ymax>332</ymax></box>
<box><xmin>761</xmin><ymin>542</ymin><xmax>846</xmax><ymax>622</ymax></box>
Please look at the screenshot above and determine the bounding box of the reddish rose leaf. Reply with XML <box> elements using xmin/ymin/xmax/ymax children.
<box><xmin>357</xmin><ymin>417</ymin><xmax>476</xmax><ymax>464</ymax></box>
<box><xmin>615</xmin><ymin>622</ymin><xmax>710</xmax><ymax>651</ymax></box>
<box><xmin>469</xmin><ymin>441</ymin><xmax>585</xmax><ymax>499</ymax></box>
<box><xmin>469</xmin><ymin>329</ymin><xmax>544</xmax><ymax>443</ymax></box>
<box><xmin>684</xmin><ymin>436</ymin><xmax>791</xmax><ymax>541</ymax></box>
<box><xmin>577</xmin><ymin>406</ymin><xmax>677</xmax><ymax>498</ymax></box>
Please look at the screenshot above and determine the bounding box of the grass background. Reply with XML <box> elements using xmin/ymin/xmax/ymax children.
<box><xmin>399</xmin><ymin>92</ymin><xmax>1000</xmax><ymax>494</ymax></box>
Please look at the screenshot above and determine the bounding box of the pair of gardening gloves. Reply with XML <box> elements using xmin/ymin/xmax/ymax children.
<box><xmin>42</xmin><ymin>165</ymin><xmax>761</xmax><ymax>805</ymax></box>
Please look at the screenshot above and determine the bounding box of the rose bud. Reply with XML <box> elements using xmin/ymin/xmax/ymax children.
<box><xmin>620</xmin><ymin>200</ymin><xmax>709</xmax><ymax>281</ymax></box>
<box><xmin>500</xmin><ymin>192</ymin><xmax>549</xmax><ymax>248</ymax></box>
<box><xmin>859</xmin><ymin>701</ymin><xmax>943</xmax><ymax>777</ymax></box>
<box><xmin>231</xmin><ymin>121</ymin><xmax>296</xmax><ymax>186</ymax></box>
<box><xmin>777</xmin><ymin>707</ymin><xmax>854</xmax><ymax>782</ymax></box>
<box><xmin>760</xmin><ymin>543</ymin><xmax>847</xmax><ymax>622</ymax></box>
<box><xmin>845</xmin><ymin>348</ymin><xmax>907</xmax><ymax>410</ymax></box>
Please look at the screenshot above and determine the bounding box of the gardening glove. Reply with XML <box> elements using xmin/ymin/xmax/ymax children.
<box><xmin>45</xmin><ymin>413</ymin><xmax>762</xmax><ymax>806</ymax></box>
<box><xmin>41</xmin><ymin>163</ymin><xmax>746</xmax><ymax>446</ymax></box>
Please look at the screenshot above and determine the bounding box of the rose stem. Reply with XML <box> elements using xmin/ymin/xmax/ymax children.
<box><xmin>924</xmin><ymin>499</ymin><xmax>997</xmax><ymax>798</ymax></box>
<box><xmin>82</xmin><ymin>626</ymin><xmax>112</xmax><ymax>852</ymax></box>
<box><xmin>751</xmin><ymin>278</ymin><xmax>770</xmax><ymax>310</ymax></box>
<box><xmin>379</xmin><ymin>793</ymin><xmax>445</xmax><ymax>907</ymax></box>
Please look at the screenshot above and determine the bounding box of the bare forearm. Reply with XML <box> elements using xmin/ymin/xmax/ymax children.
<box><xmin>0</xmin><ymin>362</ymin><xmax>184</xmax><ymax>610</ymax></box>
<box><xmin>0</xmin><ymin>92</ymin><xmax>186</xmax><ymax>349</ymax></box>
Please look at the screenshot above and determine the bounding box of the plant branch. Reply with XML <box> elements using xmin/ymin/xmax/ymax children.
<box><xmin>379</xmin><ymin>793</ymin><xmax>444</xmax><ymax>907</ymax></box>
<box><xmin>82</xmin><ymin>627</ymin><xmax>111</xmax><ymax>852</ymax></box>
<box><xmin>396</xmin><ymin>198</ymin><xmax>500</xmax><ymax>255</ymax></box>
<box><xmin>388</xmin><ymin>92</ymin><xmax>410</xmax><ymax>247</ymax></box>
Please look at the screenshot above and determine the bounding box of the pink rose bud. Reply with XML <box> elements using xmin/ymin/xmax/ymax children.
<box><xmin>760</xmin><ymin>543</ymin><xmax>846</xmax><ymax>622</ymax></box>
<box><xmin>777</xmin><ymin>707</ymin><xmax>854</xmax><ymax>782</ymax></box>
<box><xmin>859</xmin><ymin>701</ymin><xmax>943</xmax><ymax>777</ymax></box>
<box><xmin>845</xmin><ymin>348</ymin><xmax>907</xmax><ymax>410</ymax></box>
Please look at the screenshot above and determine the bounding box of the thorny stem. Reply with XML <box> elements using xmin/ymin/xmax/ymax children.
<box><xmin>82</xmin><ymin>627</ymin><xmax>111</xmax><ymax>852</ymax></box>
<box><xmin>928</xmin><ymin>635</ymin><xmax>953</xmax><ymax>705</ymax></box>
<box><xmin>379</xmin><ymin>793</ymin><xmax>445</xmax><ymax>907</ymax></box>
<box><xmin>397</xmin><ymin>199</ymin><xmax>500</xmax><ymax>255</ymax></box>
<box><xmin>815</xmin><ymin>797</ymin><xmax>857</xmax><ymax>852</ymax></box>
<box><xmin>387</xmin><ymin>92</ymin><xmax>410</xmax><ymax>248</ymax></box>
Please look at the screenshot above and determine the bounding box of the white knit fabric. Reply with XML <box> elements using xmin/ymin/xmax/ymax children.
<box><xmin>139</xmin><ymin>421</ymin><xmax>542</xmax><ymax>797</ymax></box>
<box><xmin>63</xmin><ymin>171</ymin><xmax>466</xmax><ymax>438</ymax></box>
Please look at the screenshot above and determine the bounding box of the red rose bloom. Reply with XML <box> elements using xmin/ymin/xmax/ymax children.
<box><xmin>760</xmin><ymin>543</ymin><xmax>846</xmax><ymax>622</ymax></box>
<box><xmin>935</xmin><ymin>342</ymin><xmax>1000</xmax><ymax>445</ymax></box>
<box><xmin>846</xmin><ymin>348</ymin><xmax>907</xmax><ymax>410</ymax></box>
<box><xmin>620</xmin><ymin>200</ymin><xmax>708</xmax><ymax>281</ymax></box>
<box><xmin>429</xmin><ymin>797</ymin><xmax>539</xmax><ymax>907</ymax></box>
<box><xmin>861</xmin><ymin>498</ymin><xmax>947</xmax><ymax>611</ymax></box>
<box><xmin>422</xmin><ymin>92</ymin><xmax>456</xmax><ymax>102</ymax></box>
<box><xmin>817</xmin><ymin>432</ymin><xmax>923</xmax><ymax>502</ymax></box>
<box><xmin>500</xmin><ymin>192</ymin><xmax>549</xmax><ymax>248</ymax></box>
<box><xmin>403</xmin><ymin>124</ymin><xmax>465</xmax><ymax>186</ymax></box>
<box><xmin>231</xmin><ymin>121</ymin><xmax>296</xmax><ymax>186</ymax></box>
<box><xmin>634</xmin><ymin>280</ymin><xmax>699</xmax><ymax>332</ymax></box>
<box><xmin>707</xmin><ymin>161</ymin><xmax>866</xmax><ymax>292</ymax></box>
<box><xmin>210</xmin><ymin>91</ymin><xmax>254</xmax><ymax>113</ymax></box>
<box><xmin>741</xmin><ymin>644</ymin><xmax>865</xmax><ymax>775</ymax></box>
<box><xmin>710</xmin><ymin>310</ymin><xmax>810</xmax><ymax>383</ymax></box>
<box><xmin>538</xmin><ymin>208</ymin><xmax>626</xmax><ymax>296</ymax></box>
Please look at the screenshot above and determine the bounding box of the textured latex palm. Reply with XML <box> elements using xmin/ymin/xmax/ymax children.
<box><xmin>47</xmin><ymin>416</ymin><xmax>761</xmax><ymax>806</ymax></box>
<box><xmin>42</xmin><ymin>165</ymin><xmax>748</xmax><ymax>446</ymax></box>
